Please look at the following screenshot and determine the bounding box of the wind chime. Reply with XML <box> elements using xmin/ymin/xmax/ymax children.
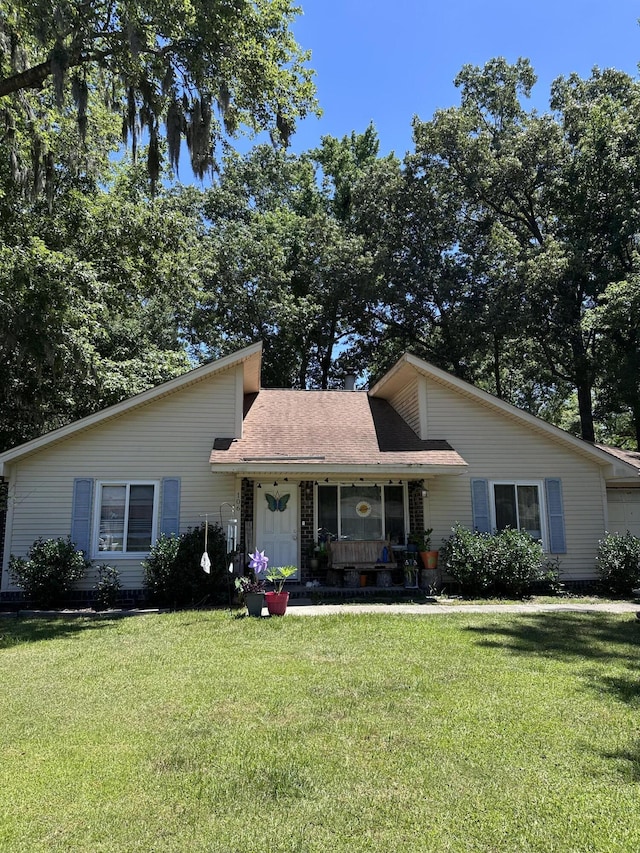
<box><xmin>199</xmin><ymin>507</ymin><xmax>239</xmax><ymax>575</ymax></box>
<box><xmin>200</xmin><ymin>513</ymin><xmax>211</xmax><ymax>574</ymax></box>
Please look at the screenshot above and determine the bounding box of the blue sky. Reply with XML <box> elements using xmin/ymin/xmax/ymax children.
<box><xmin>284</xmin><ymin>0</ymin><xmax>640</xmax><ymax>158</ymax></box>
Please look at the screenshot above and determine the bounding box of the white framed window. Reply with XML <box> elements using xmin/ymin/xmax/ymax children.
<box><xmin>94</xmin><ymin>481</ymin><xmax>159</xmax><ymax>557</ymax></box>
<box><xmin>489</xmin><ymin>481</ymin><xmax>546</xmax><ymax>546</ymax></box>
<box><xmin>316</xmin><ymin>483</ymin><xmax>407</xmax><ymax>543</ymax></box>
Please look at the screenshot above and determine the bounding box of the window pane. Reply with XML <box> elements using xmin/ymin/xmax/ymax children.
<box><xmin>384</xmin><ymin>486</ymin><xmax>404</xmax><ymax>544</ymax></box>
<box><xmin>494</xmin><ymin>484</ymin><xmax>517</xmax><ymax>530</ymax></box>
<box><xmin>127</xmin><ymin>485</ymin><xmax>154</xmax><ymax>552</ymax></box>
<box><xmin>317</xmin><ymin>486</ymin><xmax>338</xmax><ymax>542</ymax></box>
<box><xmin>517</xmin><ymin>485</ymin><xmax>541</xmax><ymax>540</ymax></box>
<box><xmin>99</xmin><ymin>485</ymin><xmax>125</xmax><ymax>551</ymax></box>
<box><xmin>340</xmin><ymin>486</ymin><xmax>382</xmax><ymax>540</ymax></box>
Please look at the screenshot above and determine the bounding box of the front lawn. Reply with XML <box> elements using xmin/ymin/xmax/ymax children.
<box><xmin>1</xmin><ymin>610</ymin><xmax>639</xmax><ymax>852</ymax></box>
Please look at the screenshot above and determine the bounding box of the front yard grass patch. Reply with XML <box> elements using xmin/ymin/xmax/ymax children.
<box><xmin>0</xmin><ymin>610</ymin><xmax>639</xmax><ymax>852</ymax></box>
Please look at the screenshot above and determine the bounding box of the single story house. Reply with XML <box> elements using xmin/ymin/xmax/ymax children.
<box><xmin>1</xmin><ymin>341</ymin><xmax>639</xmax><ymax>601</ymax></box>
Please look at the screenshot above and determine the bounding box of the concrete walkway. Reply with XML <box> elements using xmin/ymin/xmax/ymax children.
<box><xmin>1</xmin><ymin>600</ymin><xmax>638</xmax><ymax>619</ymax></box>
<box><xmin>285</xmin><ymin>599</ymin><xmax>640</xmax><ymax>616</ymax></box>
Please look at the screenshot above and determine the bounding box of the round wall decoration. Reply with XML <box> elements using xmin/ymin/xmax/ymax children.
<box><xmin>355</xmin><ymin>500</ymin><xmax>372</xmax><ymax>518</ymax></box>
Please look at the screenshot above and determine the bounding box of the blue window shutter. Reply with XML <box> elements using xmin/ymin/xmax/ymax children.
<box><xmin>471</xmin><ymin>479</ymin><xmax>491</xmax><ymax>533</ymax></box>
<box><xmin>545</xmin><ymin>478</ymin><xmax>566</xmax><ymax>554</ymax></box>
<box><xmin>161</xmin><ymin>478</ymin><xmax>181</xmax><ymax>537</ymax></box>
<box><xmin>71</xmin><ymin>478</ymin><xmax>93</xmax><ymax>555</ymax></box>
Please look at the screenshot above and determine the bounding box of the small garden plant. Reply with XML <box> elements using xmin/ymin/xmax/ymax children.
<box><xmin>265</xmin><ymin>564</ymin><xmax>297</xmax><ymax>592</ymax></box>
<box><xmin>409</xmin><ymin>528</ymin><xmax>433</xmax><ymax>550</ymax></box>
<box><xmin>235</xmin><ymin>549</ymin><xmax>267</xmax><ymax>599</ymax></box>
<box><xmin>93</xmin><ymin>564</ymin><xmax>121</xmax><ymax>610</ymax></box>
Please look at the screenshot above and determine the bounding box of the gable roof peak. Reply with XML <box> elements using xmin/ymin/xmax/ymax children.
<box><xmin>370</xmin><ymin>351</ymin><xmax>640</xmax><ymax>477</ymax></box>
<box><xmin>0</xmin><ymin>342</ymin><xmax>262</xmax><ymax>472</ymax></box>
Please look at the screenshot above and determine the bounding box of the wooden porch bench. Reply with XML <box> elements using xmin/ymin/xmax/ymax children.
<box><xmin>327</xmin><ymin>539</ymin><xmax>397</xmax><ymax>588</ymax></box>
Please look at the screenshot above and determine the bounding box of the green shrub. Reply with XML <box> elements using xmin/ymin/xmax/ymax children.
<box><xmin>141</xmin><ymin>534</ymin><xmax>181</xmax><ymax>604</ymax></box>
<box><xmin>597</xmin><ymin>532</ymin><xmax>640</xmax><ymax>595</ymax></box>
<box><xmin>441</xmin><ymin>524</ymin><xmax>493</xmax><ymax>595</ymax></box>
<box><xmin>441</xmin><ymin>524</ymin><xmax>547</xmax><ymax>598</ymax></box>
<box><xmin>93</xmin><ymin>564</ymin><xmax>121</xmax><ymax>611</ymax></box>
<box><xmin>143</xmin><ymin>523</ymin><xmax>230</xmax><ymax>608</ymax></box>
<box><xmin>9</xmin><ymin>536</ymin><xmax>90</xmax><ymax>608</ymax></box>
<box><xmin>490</xmin><ymin>527</ymin><xmax>546</xmax><ymax>597</ymax></box>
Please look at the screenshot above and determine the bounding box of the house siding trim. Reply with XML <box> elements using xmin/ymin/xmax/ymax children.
<box><xmin>418</xmin><ymin>378</ymin><xmax>428</xmax><ymax>440</ymax></box>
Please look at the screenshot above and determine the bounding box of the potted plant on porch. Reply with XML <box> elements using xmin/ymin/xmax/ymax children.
<box><xmin>410</xmin><ymin>529</ymin><xmax>439</xmax><ymax>570</ymax></box>
<box><xmin>264</xmin><ymin>564</ymin><xmax>297</xmax><ymax>615</ymax></box>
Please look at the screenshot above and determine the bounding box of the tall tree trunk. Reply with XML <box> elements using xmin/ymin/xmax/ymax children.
<box><xmin>493</xmin><ymin>334</ymin><xmax>502</xmax><ymax>399</ymax></box>
<box><xmin>320</xmin><ymin>316</ymin><xmax>338</xmax><ymax>389</ymax></box>
<box><xmin>576</xmin><ymin>379</ymin><xmax>595</xmax><ymax>442</ymax></box>
<box><xmin>631</xmin><ymin>400</ymin><xmax>640</xmax><ymax>451</ymax></box>
<box><xmin>297</xmin><ymin>355</ymin><xmax>309</xmax><ymax>389</ymax></box>
<box><xmin>320</xmin><ymin>342</ymin><xmax>334</xmax><ymax>389</ymax></box>
<box><xmin>570</xmin><ymin>332</ymin><xmax>595</xmax><ymax>442</ymax></box>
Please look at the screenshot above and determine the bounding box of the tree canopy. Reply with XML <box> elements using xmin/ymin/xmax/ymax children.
<box><xmin>2</xmin><ymin>50</ymin><xmax>640</xmax><ymax>452</ymax></box>
<box><xmin>194</xmin><ymin>139</ymin><xmax>377</xmax><ymax>388</ymax></box>
<box><xmin>405</xmin><ymin>59</ymin><xmax>640</xmax><ymax>443</ymax></box>
<box><xmin>0</xmin><ymin>0</ymin><xmax>317</xmax><ymax>189</ymax></box>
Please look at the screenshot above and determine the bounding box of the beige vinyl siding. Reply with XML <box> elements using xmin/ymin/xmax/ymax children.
<box><xmin>389</xmin><ymin>377</ymin><xmax>421</xmax><ymax>436</ymax></box>
<box><xmin>423</xmin><ymin>378</ymin><xmax>607</xmax><ymax>580</ymax></box>
<box><xmin>606</xmin><ymin>489</ymin><xmax>640</xmax><ymax>539</ymax></box>
<box><xmin>3</xmin><ymin>368</ymin><xmax>239</xmax><ymax>590</ymax></box>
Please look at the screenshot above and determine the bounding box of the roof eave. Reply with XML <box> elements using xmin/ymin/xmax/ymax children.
<box><xmin>604</xmin><ymin>472</ymin><xmax>640</xmax><ymax>484</ymax></box>
<box><xmin>210</xmin><ymin>461</ymin><xmax>468</xmax><ymax>477</ymax></box>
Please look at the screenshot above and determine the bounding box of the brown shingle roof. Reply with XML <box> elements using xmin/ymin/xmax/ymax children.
<box><xmin>597</xmin><ymin>444</ymin><xmax>640</xmax><ymax>471</ymax></box>
<box><xmin>209</xmin><ymin>389</ymin><xmax>466</xmax><ymax>471</ymax></box>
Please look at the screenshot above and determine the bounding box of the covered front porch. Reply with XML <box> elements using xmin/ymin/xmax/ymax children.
<box><xmin>235</xmin><ymin>474</ymin><xmax>454</xmax><ymax>589</ymax></box>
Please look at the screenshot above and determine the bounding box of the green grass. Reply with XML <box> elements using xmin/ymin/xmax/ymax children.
<box><xmin>1</xmin><ymin>610</ymin><xmax>639</xmax><ymax>852</ymax></box>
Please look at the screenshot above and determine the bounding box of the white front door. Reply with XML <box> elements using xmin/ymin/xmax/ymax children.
<box><xmin>255</xmin><ymin>483</ymin><xmax>299</xmax><ymax>578</ymax></box>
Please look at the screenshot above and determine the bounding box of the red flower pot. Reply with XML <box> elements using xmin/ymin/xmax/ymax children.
<box><xmin>265</xmin><ymin>591</ymin><xmax>289</xmax><ymax>616</ymax></box>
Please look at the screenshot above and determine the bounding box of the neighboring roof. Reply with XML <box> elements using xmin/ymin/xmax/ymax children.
<box><xmin>209</xmin><ymin>389</ymin><xmax>467</xmax><ymax>476</ymax></box>
<box><xmin>597</xmin><ymin>445</ymin><xmax>640</xmax><ymax>472</ymax></box>
<box><xmin>0</xmin><ymin>342</ymin><xmax>262</xmax><ymax>475</ymax></box>
<box><xmin>371</xmin><ymin>353</ymin><xmax>640</xmax><ymax>480</ymax></box>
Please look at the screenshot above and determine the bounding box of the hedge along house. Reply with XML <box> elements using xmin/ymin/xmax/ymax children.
<box><xmin>0</xmin><ymin>342</ymin><xmax>639</xmax><ymax>603</ymax></box>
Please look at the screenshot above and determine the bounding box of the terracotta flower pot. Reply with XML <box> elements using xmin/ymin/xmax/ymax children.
<box><xmin>420</xmin><ymin>550</ymin><xmax>439</xmax><ymax>570</ymax></box>
<box><xmin>265</xmin><ymin>591</ymin><xmax>289</xmax><ymax>616</ymax></box>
